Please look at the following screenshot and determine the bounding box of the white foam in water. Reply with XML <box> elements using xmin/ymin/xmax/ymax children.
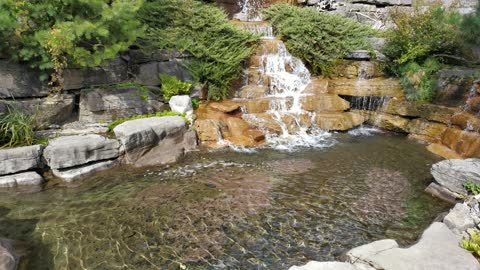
<box><xmin>234</xmin><ymin>0</ymin><xmax>263</xmax><ymax>22</ymax></box>
<box><xmin>348</xmin><ymin>126</ymin><xmax>384</xmax><ymax>136</ymax></box>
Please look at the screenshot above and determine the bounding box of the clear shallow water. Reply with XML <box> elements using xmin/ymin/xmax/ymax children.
<box><xmin>0</xmin><ymin>133</ymin><xmax>450</xmax><ymax>270</ymax></box>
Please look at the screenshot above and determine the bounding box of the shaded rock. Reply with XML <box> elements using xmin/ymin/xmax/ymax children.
<box><xmin>301</xmin><ymin>94</ymin><xmax>350</xmax><ymax>112</ymax></box>
<box><xmin>368</xmin><ymin>112</ymin><xmax>410</xmax><ymax>132</ymax></box>
<box><xmin>344</xmin><ymin>50</ymin><xmax>386</xmax><ymax>61</ymax></box>
<box><xmin>113</xmin><ymin>116</ymin><xmax>187</xmax><ymax>165</ymax></box>
<box><xmin>442</xmin><ymin>128</ymin><xmax>480</xmax><ymax>158</ymax></box>
<box><xmin>425</xmin><ymin>182</ymin><xmax>460</xmax><ymax>204</ymax></box>
<box><xmin>406</xmin><ymin>119</ymin><xmax>447</xmax><ymax>142</ymax></box>
<box><xmin>194</xmin><ymin>119</ymin><xmax>222</xmax><ymax>141</ymax></box>
<box><xmin>0</xmin><ymin>94</ymin><xmax>75</xmax><ymax>128</ymax></box>
<box><xmin>443</xmin><ymin>203</ymin><xmax>476</xmax><ymax>233</ymax></box>
<box><xmin>451</xmin><ymin>112</ymin><xmax>480</xmax><ymax>132</ymax></box>
<box><xmin>347</xmin><ymin>222</ymin><xmax>479</xmax><ymax>270</ymax></box>
<box><xmin>0</xmin><ymin>145</ymin><xmax>43</xmax><ymax>175</ymax></box>
<box><xmin>52</xmin><ymin>159</ymin><xmax>119</xmax><ymax>182</ymax></box>
<box><xmin>328</xmin><ymin>78</ymin><xmax>404</xmax><ymax>98</ymax></box>
<box><xmin>63</xmin><ymin>57</ymin><xmax>128</xmax><ymax>90</ymax></box>
<box><xmin>382</xmin><ymin>99</ymin><xmax>457</xmax><ymax>124</ymax></box>
<box><xmin>314</xmin><ymin>112</ymin><xmax>365</xmax><ymax>131</ymax></box>
<box><xmin>133</xmin><ymin>60</ymin><xmax>192</xmax><ymax>86</ymax></box>
<box><xmin>0</xmin><ymin>60</ymin><xmax>49</xmax><ymax>98</ymax></box>
<box><xmin>44</xmin><ymin>135</ymin><xmax>120</xmax><ymax>169</ymax></box>
<box><xmin>426</xmin><ymin>143</ymin><xmax>462</xmax><ymax>159</ymax></box>
<box><xmin>431</xmin><ymin>158</ymin><xmax>480</xmax><ymax>194</ymax></box>
<box><xmin>126</xmin><ymin>49</ymin><xmax>191</xmax><ymax>64</ymax></box>
<box><xmin>79</xmin><ymin>86</ymin><xmax>166</xmax><ymax>123</ymax></box>
<box><xmin>169</xmin><ymin>95</ymin><xmax>193</xmax><ymax>116</ymax></box>
<box><xmin>0</xmin><ymin>172</ymin><xmax>44</xmax><ymax>188</ymax></box>
<box><xmin>0</xmin><ymin>239</ymin><xmax>16</xmax><ymax>270</ymax></box>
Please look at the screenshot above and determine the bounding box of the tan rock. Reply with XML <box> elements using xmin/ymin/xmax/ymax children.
<box><xmin>243</xmin><ymin>129</ymin><xmax>266</xmax><ymax>142</ymax></box>
<box><xmin>281</xmin><ymin>113</ymin><xmax>312</xmax><ymax>133</ymax></box>
<box><xmin>208</xmin><ymin>101</ymin><xmax>241</xmax><ymax>113</ymax></box>
<box><xmin>451</xmin><ymin>112</ymin><xmax>480</xmax><ymax>132</ymax></box>
<box><xmin>300</xmin><ymin>94</ymin><xmax>350</xmax><ymax>112</ymax></box>
<box><xmin>304</xmin><ymin>77</ymin><xmax>329</xmax><ymax>95</ymax></box>
<box><xmin>333</xmin><ymin>60</ymin><xmax>383</xmax><ymax>79</ymax></box>
<box><xmin>382</xmin><ymin>99</ymin><xmax>458</xmax><ymax>124</ymax></box>
<box><xmin>328</xmin><ymin>78</ymin><xmax>404</xmax><ymax>98</ymax></box>
<box><xmin>442</xmin><ymin>128</ymin><xmax>480</xmax><ymax>158</ymax></box>
<box><xmin>368</xmin><ymin>112</ymin><xmax>410</xmax><ymax>132</ymax></box>
<box><xmin>426</xmin><ymin>143</ymin><xmax>462</xmax><ymax>159</ymax></box>
<box><xmin>406</xmin><ymin>119</ymin><xmax>447</xmax><ymax>143</ymax></box>
<box><xmin>243</xmin><ymin>97</ymin><xmax>293</xmax><ymax>113</ymax></box>
<box><xmin>194</xmin><ymin>119</ymin><xmax>222</xmax><ymax>142</ymax></box>
<box><xmin>467</xmin><ymin>96</ymin><xmax>480</xmax><ymax>113</ymax></box>
<box><xmin>242</xmin><ymin>113</ymin><xmax>283</xmax><ymax>134</ymax></box>
<box><xmin>313</xmin><ymin>112</ymin><xmax>365</xmax><ymax>131</ymax></box>
<box><xmin>237</xmin><ymin>85</ymin><xmax>269</xmax><ymax>99</ymax></box>
<box><xmin>407</xmin><ymin>134</ymin><xmax>437</xmax><ymax>144</ymax></box>
<box><xmin>224</xmin><ymin>117</ymin><xmax>250</xmax><ymax>137</ymax></box>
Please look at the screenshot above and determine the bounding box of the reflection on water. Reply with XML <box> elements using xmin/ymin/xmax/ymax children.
<box><xmin>0</xmin><ymin>134</ymin><xmax>450</xmax><ymax>269</ymax></box>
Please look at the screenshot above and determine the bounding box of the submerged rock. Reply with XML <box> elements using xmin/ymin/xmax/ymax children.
<box><xmin>0</xmin><ymin>172</ymin><xmax>44</xmax><ymax>188</ymax></box>
<box><xmin>431</xmin><ymin>158</ymin><xmax>480</xmax><ymax>194</ymax></box>
<box><xmin>52</xmin><ymin>159</ymin><xmax>119</xmax><ymax>183</ymax></box>
<box><xmin>0</xmin><ymin>145</ymin><xmax>43</xmax><ymax>175</ymax></box>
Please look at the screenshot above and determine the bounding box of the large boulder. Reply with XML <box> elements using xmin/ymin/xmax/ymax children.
<box><xmin>132</xmin><ymin>60</ymin><xmax>192</xmax><ymax>86</ymax></box>
<box><xmin>0</xmin><ymin>145</ymin><xmax>43</xmax><ymax>175</ymax></box>
<box><xmin>113</xmin><ymin>116</ymin><xmax>189</xmax><ymax>166</ymax></box>
<box><xmin>79</xmin><ymin>86</ymin><xmax>166</xmax><ymax>123</ymax></box>
<box><xmin>327</xmin><ymin>78</ymin><xmax>404</xmax><ymax>98</ymax></box>
<box><xmin>44</xmin><ymin>135</ymin><xmax>120</xmax><ymax>169</ymax></box>
<box><xmin>443</xmin><ymin>203</ymin><xmax>476</xmax><ymax>234</ymax></box>
<box><xmin>381</xmin><ymin>99</ymin><xmax>457</xmax><ymax>124</ymax></box>
<box><xmin>0</xmin><ymin>172</ymin><xmax>44</xmax><ymax>188</ymax></box>
<box><xmin>442</xmin><ymin>128</ymin><xmax>480</xmax><ymax>158</ymax></box>
<box><xmin>0</xmin><ymin>60</ymin><xmax>49</xmax><ymax>98</ymax></box>
<box><xmin>346</xmin><ymin>222</ymin><xmax>479</xmax><ymax>270</ymax></box>
<box><xmin>300</xmin><ymin>94</ymin><xmax>350</xmax><ymax>112</ymax></box>
<box><xmin>314</xmin><ymin>112</ymin><xmax>365</xmax><ymax>131</ymax></box>
<box><xmin>367</xmin><ymin>112</ymin><xmax>410</xmax><ymax>132</ymax></box>
<box><xmin>426</xmin><ymin>143</ymin><xmax>462</xmax><ymax>160</ymax></box>
<box><xmin>431</xmin><ymin>158</ymin><xmax>480</xmax><ymax>194</ymax></box>
<box><xmin>194</xmin><ymin>119</ymin><xmax>223</xmax><ymax>142</ymax></box>
<box><xmin>406</xmin><ymin>119</ymin><xmax>447</xmax><ymax>143</ymax></box>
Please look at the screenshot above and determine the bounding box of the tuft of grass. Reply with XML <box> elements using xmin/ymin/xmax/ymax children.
<box><xmin>462</xmin><ymin>231</ymin><xmax>480</xmax><ymax>258</ymax></box>
<box><xmin>263</xmin><ymin>4</ymin><xmax>374</xmax><ymax>75</ymax></box>
<box><xmin>0</xmin><ymin>106</ymin><xmax>35</xmax><ymax>148</ymax></box>
<box><xmin>107</xmin><ymin>111</ymin><xmax>188</xmax><ymax>132</ymax></box>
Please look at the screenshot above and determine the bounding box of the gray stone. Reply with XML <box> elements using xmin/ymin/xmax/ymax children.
<box><xmin>133</xmin><ymin>60</ymin><xmax>192</xmax><ymax>86</ymax></box>
<box><xmin>44</xmin><ymin>135</ymin><xmax>120</xmax><ymax>169</ymax></box>
<box><xmin>347</xmin><ymin>239</ymin><xmax>399</xmax><ymax>265</ymax></box>
<box><xmin>169</xmin><ymin>95</ymin><xmax>193</xmax><ymax>115</ymax></box>
<box><xmin>443</xmin><ymin>203</ymin><xmax>476</xmax><ymax>233</ymax></box>
<box><xmin>0</xmin><ymin>60</ymin><xmax>49</xmax><ymax>98</ymax></box>
<box><xmin>126</xmin><ymin>49</ymin><xmax>191</xmax><ymax>64</ymax></box>
<box><xmin>52</xmin><ymin>159</ymin><xmax>119</xmax><ymax>182</ymax></box>
<box><xmin>431</xmin><ymin>158</ymin><xmax>480</xmax><ymax>194</ymax></box>
<box><xmin>344</xmin><ymin>50</ymin><xmax>386</xmax><ymax>61</ymax></box>
<box><xmin>347</xmin><ymin>222</ymin><xmax>480</xmax><ymax>270</ymax></box>
<box><xmin>351</xmin><ymin>0</ymin><xmax>411</xmax><ymax>6</ymax></box>
<box><xmin>0</xmin><ymin>239</ymin><xmax>16</xmax><ymax>270</ymax></box>
<box><xmin>367</xmin><ymin>37</ymin><xmax>386</xmax><ymax>51</ymax></box>
<box><xmin>79</xmin><ymin>86</ymin><xmax>167</xmax><ymax>123</ymax></box>
<box><xmin>0</xmin><ymin>172</ymin><xmax>44</xmax><ymax>188</ymax></box>
<box><xmin>63</xmin><ymin>57</ymin><xmax>129</xmax><ymax>90</ymax></box>
<box><xmin>289</xmin><ymin>261</ymin><xmax>375</xmax><ymax>270</ymax></box>
<box><xmin>0</xmin><ymin>94</ymin><xmax>75</xmax><ymax>128</ymax></box>
<box><xmin>425</xmin><ymin>182</ymin><xmax>460</xmax><ymax>204</ymax></box>
<box><xmin>113</xmin><ymin>116</ymin><xmax>187</xmax><ymax>165</ymax></box>
<box><xmin>0</xmin><ymin>145</ymin><xmax>43</xmax><ymax>175</ymax></box>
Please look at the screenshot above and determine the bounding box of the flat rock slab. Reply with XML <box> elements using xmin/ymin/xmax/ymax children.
<box><xmin>53</xmin><ymin>159</ymin><xmax>119</xmax><ymax>182</ymax></box>
<box><xmin>289</xmin><ymin>261</ymin><xmax>374</xmax><ymax>270</ymax></box>
<box><xmin>0</xmin><ymin>145</ymin><xmax>43</xmax><ymax>175</ymax></box>
<box><xmin>347</xmin><ymin>222</ymin><xmax>480</xmax><ymax>270</ymax></box>
<box><xmin>113</xmin><ymin>116</ymin><xmax>187</xmax><ymax>164</ymax></box>
<box><xmin>0</xmin><ymin>172</ymin><xmax>44</xmax><ymax>188</ymax></box>
<box><xmin>44</xmin><ymin>135</ymin><xmax>120</xmax><ymax>169</ymax></box>
<box><xmin>443</xmin><ymin>203</ymin><xmax>475</xmax><ymax>233</ymax></box>
<box><xmin>431</xmin><ymin>158</ymin><xmax>480</xmax><ymax>194</ymax></box>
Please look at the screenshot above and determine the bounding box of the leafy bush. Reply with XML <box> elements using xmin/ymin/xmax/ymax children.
<box><xmin>107</xmin><ymin>111</ymin><xmax>187</xmax><ymax>132</ymax></box>
<box><xmin>191</xmin><ymin>98</ymin><xmax>200</xmax><ymax>110</ymax></box>
<box><xmin>160</xmin><ymin>74</ymin><xmax>192</xmax><ymax>100</ymax></box>
<box><xmin>464</xmin><ymin>181</ymin><xmax>480</xmax><ymax>195</ymax></box>
<box><xmin>462</xmin><ymin>231</ymin><xmax>480</xmax><ymax>257</ymax></box>
<box><xmin>460</xmin><ymin>3</ymin><xmax>480</xmax><ymax>57</ymax></box>
<box><xmin>138</xmin><ymin>0</ymin><xmax>258</xmax><ymax>100</ymax></box>
<box><xmin>1</xmin><ymin>0</ymin><xmax>143</xmax><ymax>89</ymax></box>
<box><xmin>399</xmin><ymin>58</ymin><xmax>442</xmax><ymax>102</ymax></box>
<box><xmin>263</xmin><ymin>4</ymin><xmax>374</xmax><ymax>75</ymax></box>
<box><xmin>0</xmin><ymin>106</ymin><xmax>35</xmax><ymax>148</ymax></box>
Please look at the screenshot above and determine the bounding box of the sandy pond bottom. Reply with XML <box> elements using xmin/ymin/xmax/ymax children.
<box><xmin>0</xmin><ymin>132</ymin><xmax>451</xmax><ymax>270</ymax></box>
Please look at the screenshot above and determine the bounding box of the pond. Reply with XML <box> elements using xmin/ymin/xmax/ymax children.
<box><xmin>0</xmin><ymin>131</ymin><xmax>450</xmax><ymax>270</ymax></box>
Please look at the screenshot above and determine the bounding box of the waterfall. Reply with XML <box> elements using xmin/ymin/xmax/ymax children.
<box><xmin>233</xmin><ymin>0</ymin><xmax>263</xmax><ymax>21</ymax></box>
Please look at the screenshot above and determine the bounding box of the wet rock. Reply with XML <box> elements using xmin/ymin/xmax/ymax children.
<box><xmin>451</xmin><ymin>112</ymin><xmax>480</xmax><ymax>132</ymax></box>
<box><xmin>442</xmin><ymin>128</ymin><xmax>480</xmax><ymax>158</ymax></box>
<box><xmin>431</xmin><ymin>158</ymin><xmax>480</xmax><ymax>194</ymax></box>
<box><xmin>289</xmin><ymin>261</ymin><xmax>375</xmax><ymax>270</ymax></box>
<box><xmin>243</xmin><ymin>97</ymin><xmax>292</xmax><ymax>113</ymax></box>
<box><xmin>282</xmin><ymin>113</ymin><xmax>312</xmax><ymax>133</ymax></box>
<box><xmin>381</xmin><ymin>99</ymin><xmax>457</xmax><ymax>124</ymax></box>
<box><xmin>44</xmin><ymin>135</ymin><xmax>120</xmax><ymax>169</ymax></box>
<box><xmin>194</xmin><ymin>119</ymin><xmax>223</xmax><ymax>141</ymax></box>
<box><xmin>208</xmin><ymin>101</ymin><xmax>241</xmax><ymax>113</ymax></box>
<box><xmin>443</xmin><ymin>203</ymin><xmax>476</xmax><ymax>234</ymax></box>
<box><xmin>169</xmin><ymin>95</ymin><xmax>193</xmax><ymax>116</ymax></box>
<box><xmin>0</xmin><ymin>60</ymin><xmax>49</xmax><ymax>98</ymax></box>
<box><xmin>79</xmin><ymin>86</ymin><xmax>166</xmax><ymax>123</ymax></box>
<box><xmin>0</xmin><ymin>172</ymin><xmax>44</xmax><ymax>188</ymax></box>
<box><xmin>63</xmin><ymin>57</ymin><xmax>128</xmax><ymax>90</ymax></box>
<box><xmin>0</xmin><ymin>239</ymin><xmax>17</xmax><ymax>270</ymax></box>
<box><xmin>346</xmin><ymin>222</ymin><xmax>479</xmax><ymax>270</ymax></box>
<box><xmin>243</xmin><ymin>113</ymin><xmax>283</xmax><ymax>134</ymax></box>
<box><xmin>113</xmin><ymin>116</ymin><xmax>188</xmax><ymax>166</ymax></box>
<box><xmin>304</xmin><ymin>77</ymin><xmax>329</xmax><ymax>94</ymax></box>
<box><xmin>314</xmin><ymin>112</ymin><xmax>365</xmax><ymax>131</ymax></box>
<box><xmin>425</xmin><ymin>182</ymin><xmax>460</xmax><ymax>204</ymax></box>
<box><xmin>333</xmin><ymin>60</ymin><xmax>383</xmax><ymax>79</ymax></box>
<box><xmin>367</xmin><ymin>112</ymin><xmax>410</xmax><ymax>132</ymax></box>
<box><xmin>237</xmin><ymin>85</ymin><xmax>269</xmax><ymax>99</ymax></box>
<box><xmin>0</xmin><ymin>145</ymin><xmax>43</xmax><ymax>175</ymax></box>
<box><xmin>52</xmin><ymin>159</ymin><xmax>119</xmax><ymax>182</ymax></box>
<box><xmin>426</xmin><ymin>143</ymin><xmax>462</xmax><ymax>159</ymax></box>
<box><xmin>301</xmin><ymin>94</ymin><xmax>350</xmax><ymax>112</ymax></box>
<box><xmin>328</xmin><ymin>78</ymin><xmax>404</xmax><ymax>98</ymax></box>
<box><xmin>406</xmin><ymin>119</ymin><xmax>447</xmax><ymax>143</ymax></box>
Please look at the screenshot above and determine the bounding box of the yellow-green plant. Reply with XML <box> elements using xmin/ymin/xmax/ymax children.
<box><xmin>160</xmin><ymin>74</ymin><xmax>192</xmax><ymax>100</ymax></box>
<box><xmin>0</xmin><ymin>106</ymin><xmax>35</xmax><ymax>148</ymax></box>
<box><xmin>462</xmin><ymin>232</ymin><xmax>480</xmax><ymax>257</ymax></box>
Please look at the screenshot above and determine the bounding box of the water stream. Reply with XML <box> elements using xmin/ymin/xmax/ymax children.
<box><xmin>0</xmin><ymin>134</ymin><xmax>450</xmax><ymax>270</ymax></box>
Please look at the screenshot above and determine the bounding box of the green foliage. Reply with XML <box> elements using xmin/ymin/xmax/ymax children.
<box><xmin>460</xmin><ymin>3</ymin><xmax>480</xmax><ymax>55</ymax></box>
<box><xmin>464</xmin><ymin>181</ymin><xmax>480</xmax><ymax>195</ymax></box>
<box><xmin>1</xmin><ymin>0</ymin><xmax>144</xmax><ymax>89</ymax></box>
<box><xmin>0</xmin><ymin>106</ymin><xmax>35</xmax><ymax>148</ymax></box>
<box><xmin>160</xmin><ymin>74</ymin><xmax>192</xmax><ymax>100</ymax></box>
<box><xmin>138</xmin><ymin>0</ymin><xmax>258</xmax><ymax>100</ymax></box>
<box><xmin>191</xmin><ymin>98</ymin><xmax>200</xmax><ymax>110</ymax></box>
<box><xmin>107</xmin><ymin>111</ymin><xmax>188</xmax><ymax>132</ymax></box>
<box><xmin>263</xmin><ymin>4</ymin><xmax>374</xmax><ymax>75</ymax></box>
<box><xmin>399</xmin><ymin>58</ymin><xmax>442</xmax><ymax>102</ymax></box>
<box><xmin>99</xmin><ymin>82</ymin><xmax>150</xmax><ymax>100</ymax></box>
<box><xmin>462</xmin><ymin>232</ymin><xmax>480</xmax><ymax>257</ymax></box>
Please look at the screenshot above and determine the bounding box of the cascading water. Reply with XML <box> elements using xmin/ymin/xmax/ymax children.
<box><xmin>233</xmin><ymin>0</ymin><xmax>263</xmax><ymax>21</ymax></box>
